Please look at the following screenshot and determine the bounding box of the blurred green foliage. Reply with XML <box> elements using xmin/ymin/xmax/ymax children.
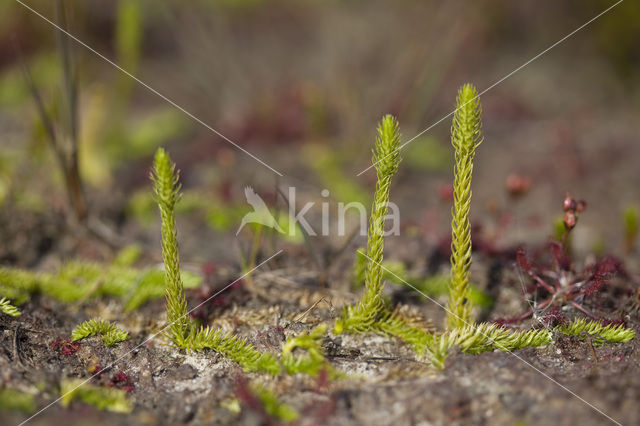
<box><xmin>304</xmin><ymin>144</ymin><xmax>369</xmax><ymax>205</ymax></box>
<box><xmin>404</xmin><ymin>136</ymin><xmax>451</xmax><ymax>172</ymax></box>
<box><xmin>101</xmin><ymin>107</ymin><xmax>189</xmax><ymax>169</ymax></box>
<box><xmin>351</xmin><ymin>248</ymin><xmax>491</xmax><ymax>308</ymax></box>
<box><xmin>593</xmin><ymin>0</ymin><xmax>640</xmax><ymax>80</ymax></box>
<box><xmin>553</xmin><ymin>216</ymin><xmax>566</xmax><ymax>242</ymax></box>
<box><xmin>0</xmin><ymin>0</ymin><xmax>189</xmax><ymax>207</ymax></box>
<box><xmin>0</xmin><ymin>388</ymin><xmax>36</xmax><ymax>413</ymax></box>
<box><xmin>252</xmin><ymin>385</ymin><xmax>298</xmax><ymax>421</ymax></box>
<box><xmin>60</xmin><ymin>379</ymin><xmax>133</xmax><ymax>413</ymax></box>
<box><xmin>623</xmin><ymin>205</ymin><xmax>638</xmax><ymax>252</ymax></box>
<box><xmin>0</xmin><ymin>245</ymin><xmax>202</xmax><ymax>309</ymax></box>
<box><xmin>128</xmin><ymin>188</ymin><xmax>303</xmax><ymax>243</ymax></box>
<box><xmin>197</xmin><ymin>0</ymin><xmax>267</xmax><ymax>11</ymax></box>
<box><xmin>0</xmin><ymin>53</ymin><xmax>61</xmax><ymax>108</ymax></box>
<box><xmin>115</xmin><ymin>0</ymin><xmax>143</xmax><ymax>97</ymax></box>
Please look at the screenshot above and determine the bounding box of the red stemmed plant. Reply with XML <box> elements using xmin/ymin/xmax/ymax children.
<box><xmin>513</xmin><ymin>244</ymin><xmax>624</xmax><ymax>322</ymax></box>
<box><xmin>505</xmin><ymin>195</ymin><xmax>626</xmax><ymax>324</ymax></box>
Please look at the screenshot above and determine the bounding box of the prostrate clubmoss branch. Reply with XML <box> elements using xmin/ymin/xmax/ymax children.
<box><xmin>71</xmin><ymin>318</ymin><xmax>129</xmax><ymax>347</ymax></box>
<box><xmin>426</xmin><ymin>318</ymin><xmax>635</xmax><ymax>369</ymax></box>
<box><xmin>557</xmin><ymin>318</ymin><xmax>635</xmax><ymax>344</ymax></box>
<box><xmin>186</xmin><ymin>326</ymin><xmax>281</xmax><ymax>375</ymax></box>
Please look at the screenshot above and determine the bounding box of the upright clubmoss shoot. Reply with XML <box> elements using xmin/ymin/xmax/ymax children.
<box><xmin>149</xmin><ymin>148</ymin><xmax>282</xmax><ymax>375</ymax></box>
<box><xmin>151</xmin><ymin>148</ymin><xmax>191</xmax><ymax>346</ymax></box>
<box><xmin>335</xmin><ymin>115</ymin><xmax>401</xmax><ymax>333</ymax></box>
<box><xmin>447</xmin><ymin>83</ymin><xmax>483</xmax><ymax>330</ymax></box>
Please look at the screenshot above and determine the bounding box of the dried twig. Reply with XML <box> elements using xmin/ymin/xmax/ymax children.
<box><xmin>55</xmin><ymin>0</ymin><xmax>87</xmax><ymax>222</ymax></box>
<box><xmin>15</xmin><ymin>1</ymin><xmax>87</xmax><ymax>223</ymax></box>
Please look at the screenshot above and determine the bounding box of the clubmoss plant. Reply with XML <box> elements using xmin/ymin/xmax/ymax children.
<box><xmin>426</xmin><ymin>85</ymin><xmax>634</xmax><ymax>367</ymax></box>
<box><xmin>332</xmin><ymin>116</ymin><xmax>436</xmax><ymax>357</ymax></box>
<box><xmin>335</xmin><ymin>85</ymin><xmax>634</xmax><ymax>370</ymax></box>
<box><xmin>0</xmin><ymin>297</ymin><xmax>21</xmax><ymax>316</ymax></box>
<box><xmin>334</xmin><ymin>115</ymin><xmax>402</xmax><ymax>334</ymax></box>
<box><xmin>71</xmin><ymin>319</ymin><xmax>129</xmax><ymax>347</ymax></box>
<box><xmin>447</xmin><ymin>83</ymin><xmax>483</xmax><ymax>329</ymax></box>
<box><xmin>151</xmin><ymin>148</ymin><xmax>191</xmax><ymax>346</ymax></box>
<box><xmin>150</xmin><ymin>148</ymin><xmax>282</xmax><ymax>375</ymax></box>
<box><xmin>427</xmin><ymin>323</ymin><xmax>551</xmax><ymax>369</ymax></box>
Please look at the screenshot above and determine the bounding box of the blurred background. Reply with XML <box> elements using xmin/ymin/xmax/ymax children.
<box><xmin>1</xmin><ymin>0</ymin><xmax>639</xmax><ymax>268</ymax></box>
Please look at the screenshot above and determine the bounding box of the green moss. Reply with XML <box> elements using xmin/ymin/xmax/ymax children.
<box><xmin>112</xmin><ymin>244</ymin><xmax>143</xmax><ymax>267</ymax></box>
